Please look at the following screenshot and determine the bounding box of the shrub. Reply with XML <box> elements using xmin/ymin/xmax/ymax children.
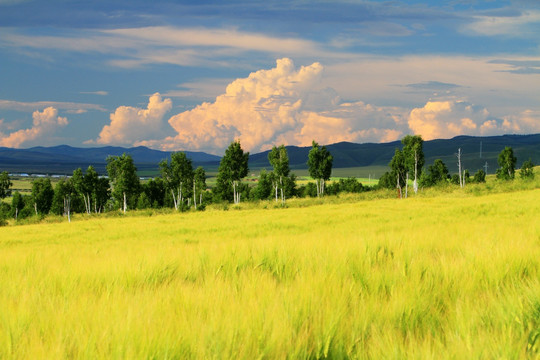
<box><xmin>520</xmin><ymin>159</ymin><xmax>535</xmax><ymax>180</ymax></box>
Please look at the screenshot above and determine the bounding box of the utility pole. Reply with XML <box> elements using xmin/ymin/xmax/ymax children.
<box><xmin>479</xmin><ymin>141</ymin><xmax>482</xmax><ymax>159</ymax></box>
<box><xmin>484</xmin><ymin>161</ymin><xmax>489</xmax><ymax>174</ymax></box>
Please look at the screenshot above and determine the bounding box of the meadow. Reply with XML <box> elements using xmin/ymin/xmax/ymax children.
<box><xmin>0</xmin><ymin>185</ymin><xmax>539</xmax><ymax>358</ymax></box>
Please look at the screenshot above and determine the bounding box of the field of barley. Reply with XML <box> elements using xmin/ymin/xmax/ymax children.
<box><xmin>1</xmin><ymin>187</ymin><xmax>539</xmax><ymax>358</ymax></box>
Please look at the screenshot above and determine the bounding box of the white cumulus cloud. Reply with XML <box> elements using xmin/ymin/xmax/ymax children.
<box><xmin>89</xmin><ymin>93</ymin><xmax>172</xmax><ymax>146</ymax></box>
<box><xmin>501</xmin><ymin>110</ymin><xmax>540</xmax><ymax>134</ymax></box>
<box><xmin>0</xmin><ymin>107</ymin><xmax>68</xmax><ymax>148</ymax></box>
<box><xmin>407</xmin><ymin>100</ymin><xmax>540</xmax><ymax>140</ymax></box>
<box><xmin>408</xmin><ymin>100</ymin><xmax>493</xmax><ymax>140</ymax></box>
<box><xmin>140</xmin><ymin>58</ymin><xmax>406</xmax><ymax>154</ymax></box>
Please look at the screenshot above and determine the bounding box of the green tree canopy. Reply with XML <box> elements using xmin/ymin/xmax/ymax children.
<box><xmin>51</xmin><ymin>178</ymin><xmax>76</xmax><ymax>221</ymax></box>
<box><xmin>0</xmin><ymin>171</ymin><xmax>12</xmax><ymax>199</ymax></box>
<box><xmin>472</xmin><ymin>169</ymin><xmax>486</xmax><ymax>183</ymax></box>
<box><xmin>193</xmin><ymin>166</ymin><xmax>207</xmax><ymax>209</ymax></box>
<box><xmin>389</xmin><ymin>148</ymin><xmax>407</xmax><ymax>195</ymax></box>
<box><xmin>268</xmin><ymin>144</ymin><xmax>291</xmax><ymax>203</ymax></box>
<box><xmin>401</xmin><ymin>135</ymin><xmax>424</xmax><ymax>193</ymax></box>
<box><xmin>11</xmin><ymin>191</ymin><xmax>24</xmax><ymax>220</ymax></box>
<box><xmin>215</xmin><ymin>141</ymin><xmax>249</xmax><ymax>204</ymax></box>
<box><xmin>106</xmin><ymin>153</ymin><xmax>140</xmax><ymax>213</ymax></box>
<box><xmin>496</xmin><ymin>147</ymin><xmax>517</xmax><ymax>180</ymax></box>
<box><xmin>160</xmin><ymin>152</ymin><xmax>194</xmax><ymax>210</ymax></box>
<box><xmin>307</xmin><ymin>141</ymin><xmax>333</xmax><ymax>197</ymax></box>
<box><xmin>31</xmin><ymin>178</ymin><xmax>54</xmax><ymax>215</ymax></box>
<box><xmin>420</xmin><ymin>159</ymin><xmax>450</xmax><ymax>187</ymax></box>
<box><xmin>520</xmin><ymin>159</ymin><xmax>535</xmax><ymax>179</ymax></box>
<box><xmin>142</xmin><ymin>177</ymin><xmax>166</xmax><ymax>208</ymax></box>
<box><xmin>72</xmin><ymin>166</ymin><xmax>108</xmax><ymax>214</ymax></box>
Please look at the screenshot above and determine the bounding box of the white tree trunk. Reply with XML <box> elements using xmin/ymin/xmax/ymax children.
<box><xmin>405</xmin><ymin>172</ymin><xmax>409</xmax><ymax>199</ymax></box>
<box><xmin>233</xmin><ymin>181</ymin><xmax>239</xmax><ymax>204</ymax></box>
<box><xmin>457</xmin><ymin>148</ymin><xmax>463</xmax><ymax>188</ymax></box>
<box><xmin>396</xmin><ymin>172</ymin><xmax>402</xmax><ymax>199</ymax></box>
<box><xmin>179</xmin><ymin>182</ymin><xmax>183</xmax><ymax>205</ymax></box>
<box><xmin>171</xmin><ymin>189</ymin><xmax>178</xmax><ymax>211</ymax></box>
<box><xmin>413</xmin><ymin>151</ymin><xmax>418</xmax><ymax>194</ymax></box>
<box><xmin>123</xmin><ymin>192</ymin><xmax>127</xmax><ymax>214</ymax></box>
<box><xmin>193</xmin><ymin>182</ymin><xmax>197</xmax><ymax>210</ymax></box>
<box><xmin>280</xmin><ymin>176</ymin><xmax>284</xmax><ymax>204</ymax></box>
<box><xmin>64</xmin><ymin>196</ymin><xmax>71</xmax><ymax>223</ymax></box>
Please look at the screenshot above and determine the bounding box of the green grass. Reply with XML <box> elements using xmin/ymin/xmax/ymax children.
<box><xmin>1</xmin><ymin>180</ymin><xmax>540</xmax><ymax>358</ymax></box>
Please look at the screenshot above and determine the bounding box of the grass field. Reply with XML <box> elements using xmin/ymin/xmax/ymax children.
<box><xmin>1</xmin><ymin>184</ymin><xmax>539</xmax><ymax>358</ymax></box>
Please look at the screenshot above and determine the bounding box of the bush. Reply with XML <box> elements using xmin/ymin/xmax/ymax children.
<box><xmin>298</xmin><ymin>182</ymin><xmax>317</xmax><ymax>198</ymax></box>
<box><xmin>472</xmin><ymin>169</ymin><xmax>486</xmax><ymax>183</ymax></box>
<box><xmin>520</xmin><ymin>159</ymin><xmax>535</xmax><ymax>180</ymax></box>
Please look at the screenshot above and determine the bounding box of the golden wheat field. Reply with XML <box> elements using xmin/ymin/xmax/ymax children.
<box><xmin>1</xmin><ymin>188</ymin><xmax>539</xmax><ymax>359</ymax></box>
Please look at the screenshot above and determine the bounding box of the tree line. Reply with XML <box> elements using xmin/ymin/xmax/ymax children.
<box><xmin>378</xmin><ymin>135</ymin><xmax>535</xmax><ymax>197</ymax></box>
<box><xmin>0</xmin><ymin>136</ymin><xmax>535</xmax><ymax>224</ymax></box>
<box><xmin>0</xmin><ymin>140</ymin><xmax>340</xmax><ymax>223</ymax></box>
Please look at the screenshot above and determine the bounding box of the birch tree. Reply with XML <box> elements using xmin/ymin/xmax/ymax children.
<box><xmin>193</xmin><ymin>166</ymin><xmax>206</xmax><ymax>209</ymax></box>
<box><xmin>11</xmin><ymin>191</ymin><xmax>23</xmax><ymax>220</ymax></box>
<box><xmin>496</xmin><ymin>146</ymin><xmax>517</xmax><ymax>180</ymax></box>
<box><xmin>215</xmin><ymin>141</ymin><xmax>249</xmax><ymax>204</ymax></box>
<box><xmin>106</xmin><ymin>153</ymin><xmax>140</xmax><ymax>213</ymax></box>
<box><xmin>159</xmin><ymin>152</ymin><xmax>194</xmax><ymax>210</ymax></box>
<box><xmin>401</xmin><ymin>135</ymin><xmax>424</xmax><ymax>194</ymax></box>
<box><xmin>52</xmin><ymin>178</ymin><xmax>75</xmax><ymax>222</ymax></box>
<box><xmin>31</xmin><ymin>178</ymin><xmax>54</xmax><ymax>215</ymax></box>
<box><xmin>268</xmin><ymin>145</ymin><xmax>290</xmax><ymax>204</ymax></box>
<box><xmin>72</xmin><ymin>166</ymin><xmax>109</xmax><ymax>214</ymax></box>
<box><xmin>307</xmin><ymin>141</ymin><xmax>333</xmax><ymax>197</ymax></box>
<box><xmin>389</xmin><ymin>148</ymin><xmax>407</xmax><ymax>198</ymax></box>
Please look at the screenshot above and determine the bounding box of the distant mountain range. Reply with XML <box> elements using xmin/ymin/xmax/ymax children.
<box><xmin>251</xmin><ymin>134</ymin><xmax>540</xmax><ymax>174</ymax></box>
<box><xmin>1</xmin><ymin>134</ymin><xmax>539</xmax><ymax>176</ymax></box>
<box><xmin>0</xmin><ymin>145</ymin><xmax>220</xmax><ymax>175</ymax></box>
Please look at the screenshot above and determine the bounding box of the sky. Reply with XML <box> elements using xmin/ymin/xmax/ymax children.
<box><xmin>0</xmin><ymin>0</ymin><xmax>539</xmax><ymax>155</ymax></box>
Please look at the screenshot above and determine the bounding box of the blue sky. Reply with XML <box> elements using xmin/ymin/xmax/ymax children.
<box><xmin>0</xmin><ymin>0</ymin><xmax>539</xmax><ymax>154</ymax></box>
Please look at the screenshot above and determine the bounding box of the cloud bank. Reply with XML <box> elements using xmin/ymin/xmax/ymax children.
<box><xmin>0</xmin><ymin>107</ymin><xmax>68</xmax><ymax>148</ymax></box>
<box><xmin>133</xmin><ymin>58</ymin><xmax>406</xmax><ymax>154</ymax></box>
<box><xmin>92</xmin><ymin>59</ymin><xmax>540</xmax><ymax>154</ymax></box>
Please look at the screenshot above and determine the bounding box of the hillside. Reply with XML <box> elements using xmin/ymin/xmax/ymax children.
<box><xmin>250</xmin><ymin>134</ymin><xmax>540</xmax><ymax>174</ymax></box>
<box><xmin>0</xmin><ymin>134</ymin><xmax>538</xmax><ymax>176</ymax></box>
